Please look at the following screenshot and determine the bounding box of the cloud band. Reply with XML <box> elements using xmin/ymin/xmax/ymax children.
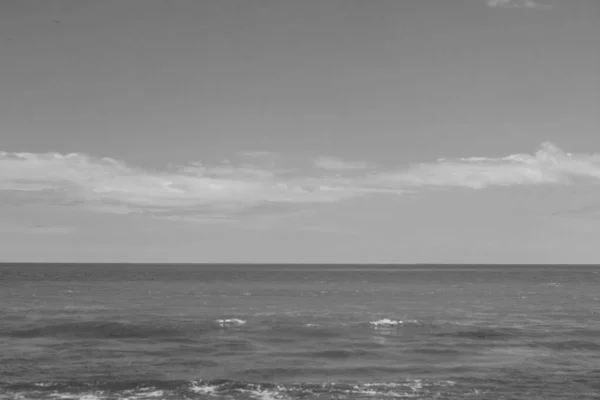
<box><xmin>1</xmin><ymin>142</ymin><xmax>597</xmax><ymax>221</ymax></box>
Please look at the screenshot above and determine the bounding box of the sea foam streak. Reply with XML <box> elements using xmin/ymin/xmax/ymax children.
<box><xmin>0</xmin><ymin>379</ymin><xmax>463</xmax><ymax>400</ymax></box>
<box><xmin>189</xmin><ymin>379</ymin><xmax>458</xmax><ymax>399</ymax></box>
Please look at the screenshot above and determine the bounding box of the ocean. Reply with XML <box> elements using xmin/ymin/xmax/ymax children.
<box><xmin>1</xmin><ymin>264</ymin><xmax>599</xmax><ymax>400</ymax></box>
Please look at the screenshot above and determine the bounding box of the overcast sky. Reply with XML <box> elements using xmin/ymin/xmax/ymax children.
<box><xmin>1</xmin><ymin>0</ymin><xmax>599</xmax><ymax>263</ymax></box>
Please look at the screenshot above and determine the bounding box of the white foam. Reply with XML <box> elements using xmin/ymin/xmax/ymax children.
<box><xmin>48</xmin><ymin>394</ymin><xmax>106</xmax><ymax>400</ymax></box>
<box><xmin>190</xmin><ymin>383</ymin><xmax>218</xmax><ymax>395</ymax></box>
<box><xmin>369</xmin><ymin>319</ymin><xmax>421</xmax><ymax>327</ymax></box>
<box><xmin>190</xmin><ymin>384</ymin><xmax>288</xmax><ymax>400</ymax></box>
<box><xmin>338</xmin><ymin>382</ymin><xmax>426</xmax><ymax>398</ymax></box>
<box><xmin>7</xmin><ymin>390</ymin><xmax>171</xmax><ymax>400</ymax></box>
<box><xmin>370</xmin><ymin>318</ymin><xmax>401</xmax><ymax>327</ymax></box>
<box><xmin>215</xmin><ymin>318</ymin><xmax>247</xmax><ymax>327</ymax></box>
<box><xmin>238</xmin><ymin>388</ymin><xmax>289</xmax><ymax>400</ymax></box>
<box><xmin>127</xmin><ymin>389</ymin><xmax>165</xmax><ymax>399</ymax></box>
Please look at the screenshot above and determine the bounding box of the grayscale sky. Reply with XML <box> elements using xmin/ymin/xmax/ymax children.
<box><xmin>1</xmin><ymin>0</ymin><xmax>599</xmax><ymax>263</ymax></box>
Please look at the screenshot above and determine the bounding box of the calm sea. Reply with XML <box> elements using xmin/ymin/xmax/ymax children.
<box><xmin>1</xmin><ymin>264</ymin><xmax>599</xmax><ymax>400</ymax></box>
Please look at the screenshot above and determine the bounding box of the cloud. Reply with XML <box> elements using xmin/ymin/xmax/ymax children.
<box><xmin>0</xmin><ymin>222</ymin><xmax>74</xmax><ymax>235</ymax></box>
<box><xmin>236</xmin><ymin>150</ymin><xmax>281</xmax><ymax>166</ymax></box>
<box><xmin>0</xmin><ymin>151</ymin><xmax>381</xmax><ymax>221</ymax></box>
<box><xmin>2</xmin><ymin>142</ymin><xmax>600</xmax><ymax>222</ymax></box>
<box><xmin>487</xmin><ymin>0</ymin><xmax>552</xmax><ymax>9</ymax></box>
<box><xmin>314</xmin><ymin>156</ymin><xmax>371</xmax><ymax>171</ymax></box>
<box><xmin>238</xmin><ymin>150</ymin><xmax>279</xmax><ymax>159</ymax></box>
<box><xmin>377</xmin><ymin>142</ymin><xmax>600</xmax><ymax>189</ymax></box>
<box><xmin>552</xmin><ymin>205</ymin><xmax>599</xmax><ymax>218</ymax></box>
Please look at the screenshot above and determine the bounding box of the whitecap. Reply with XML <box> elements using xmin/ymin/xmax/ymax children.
<box><xmin>49</xmin><ymin>394</ymin><xmax>106</xmax><ymax>400</ymax></box>
<box><xmin>216</xmin><ymin>318</ymin><xmax>247</xmax><ymax>328</ymax></box>
<box><xmin>370</xmin><ymin>318</ymin><xmax>402</xmax><ymax>327</ymax></box>
<box><xmin>190</xmin><ymin>383</ymin><xmax>218</xmax><ymax>395</ymax></box>
<box><xmin>190</xmin><ymin>383</ymin><xmax>288</xmax><ymax>400</ymax></box>
<box><xmin>369</xmin><ymin>318</ymin><xmax>422</xmax><ymax>327</ymax></box>
<box><xmin>238</xmin><ymin>388</ymin><xmax>289</xmax><ymax>400</ymax></box>
<box><xmin>125</xmin><ymin>389</ymin><xmax>165</xmax><ymax>399</ymax></box>
<box><xmin>188</xmin><ymin>379</ymin><xmax>463</xmax><ymax>400</ymax></box>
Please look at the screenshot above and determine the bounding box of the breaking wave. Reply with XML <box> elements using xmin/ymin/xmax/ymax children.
<box><xmin>369</xmin><ymin>318</ymin><xmax>425</xmax><ymax>327</ymax></box>
<box><xmin>0</xmin><ymin>379</ymin><xmax>461</xmax><ymax>400</ymax></box>
<box><xmin>215</xmin><ymin>319</ymin><xmax>247</xmax><ymax>328</ymax></box>
<box><xmin>0</xmin><ymin>316</ymin><xmax>545</xmax><ymax>343</ymax></box>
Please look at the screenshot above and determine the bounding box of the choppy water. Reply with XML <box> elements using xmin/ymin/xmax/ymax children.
<box><xmin>1</xmin><ymin>264</ymin><xmax>600</xmax><ymax>399</ymax></box>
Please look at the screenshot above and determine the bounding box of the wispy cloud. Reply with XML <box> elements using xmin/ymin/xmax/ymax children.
<box><xmin>487</xmin><ymin>0</ymin><xmax>552</xmax><ymax>9</ymax></box>
<box><xmin>0</xmin><ymin>151</ymin><xmax>379</xmax><ymax>221</ymax></box>
<box><xmin>551</xmin><ymin>204</ymin><xmax>600</xmax><ymax>219</ymax></box>
<box><xmin>0</xmin><ymin>222</ymin><xmax>74</xmax><ymax>235</ymax></box>
<box><xmin>314</xmin><ymin>156</ymin><xmax>371</xmax><ymax>171</ymax></box>
<box><xmin>237</xmin><ymin>150</ymin><xmax>280</xmax><ymax>164</ymax></box>
<box><xmin>377</xmin><ymin>142</ymin><xmax>600</xmax><ymax>189</ymax></box>
<box><xmin>2</xmin><ymin>142</ymin><xmax>599</xmax><ymax>222</ymax></box>
<box><xmin>238</xmin><ymin>150</ymin><xmax>278</xmax><ymax>159</ymax></box>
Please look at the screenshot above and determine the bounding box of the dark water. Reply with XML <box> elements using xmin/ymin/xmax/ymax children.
<box><xmin>1</xmin><ymin>264</ymin><xmax>600</xmax><ymax>400</ymax></box>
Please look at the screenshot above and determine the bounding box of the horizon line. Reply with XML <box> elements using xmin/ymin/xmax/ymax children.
<box><xmin>1</xmin><ymin>262</ymin><xmax>599</xmax><ymax>267</ymax></box>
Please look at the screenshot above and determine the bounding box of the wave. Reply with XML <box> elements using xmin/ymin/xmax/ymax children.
<box><xmin>3</xmin><ymin>376</ymin><xmax>599</xmax><ymax>400</ymax></box>
<box><xmin>1</xmin><ymin>318</ymin><xmax>249</xmax><ymax>340</ymax></box>
<box><xmin>366</xmin><ymin>318</ymin><xmax>545</xmax><ymax>344</ymax></box>
<box><xmin>216</xmin><ymin>319</ymin><xmax>247</xmax><ymax>328</ymax></box>
<box><xmin>0</xmin><ymin>315</ymin><xmax>544</xmax><ymax>344</ymax></box>
<box><xmin>369</xmin><ymin>318</ymin><xmax>425</xmax><ymax>327</ymax></box>
<box><xmin>0</xmin><ymin>378</ymin><xmax>459</xmax><ymax>400</ymax></box>
<box><xmin>188</xmin><ymin>379</ymin><xmax>449</xmax><ymax>399</ymax></box>
<box><xmin>306</xmin><ymin>349</ymin><xmax>376</xmax><ymax>359</ymax></box>
<box><xmin>528</xmin><ymin>339</ymin><xmax>600</xmax><ymax>351</ymax></box>
<box><xmin>3</xmin><ymin>374</ymin><xmax>597</xmax><ymax>399</ymax></box>
<box><xmin>436</xmin><ymin>326</ymin><xmax>521</xmax><ymax>340</ymax></box>
<box><xmin>3</xmin><ymin>321</ymin><xmax>183</xmax><ymax>339</ymax></box>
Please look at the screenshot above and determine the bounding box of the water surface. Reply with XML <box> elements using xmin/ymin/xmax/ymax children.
<box><xmin>1</xmin><ymin>264</ymin><xmax>599</xmax><ymax>399</ymax></box>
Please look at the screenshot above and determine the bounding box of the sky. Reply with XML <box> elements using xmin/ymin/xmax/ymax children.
<box><xmin>1</xmin><ymin>0</ymin><xmax>599</xmax><ymax>263</ymax></box>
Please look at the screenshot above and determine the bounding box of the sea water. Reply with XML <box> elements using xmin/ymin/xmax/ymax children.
<box><xmin>1</xmin><ymin>263</ymin><xmax>599</xmax><ymax>399</ymax></box>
